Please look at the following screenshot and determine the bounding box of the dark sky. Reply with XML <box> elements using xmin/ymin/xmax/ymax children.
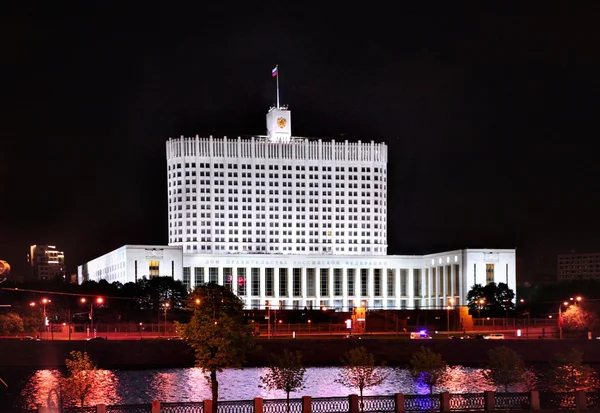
<box><xmin>1</xmin><ymin>3</ymin><xmax>597</xmax><ymax>280</ymax></box>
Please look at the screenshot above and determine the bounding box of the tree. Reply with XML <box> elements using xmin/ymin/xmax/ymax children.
<box><xmin>482</xmin><ymin>346</ymin><xmax>528</xmax><ymax>393</ymax></box>
<box><xmin>260</xmin><ymin>349</ymin><xmax>306</xmax><ymax>412</ymax></box>
<box><xmin>61</xmin><ymin>350</ymin><xmax>100</xmax><ymax>407</ymax></box>
<box><xmin>562</xmin><ymin>305</ymin><xmax>598</xmax><ymax>333</ymax></box>
<box><xmin>466</xmin><ymin>283</ymin><xmax>515</xmax><ymax>317</ymax></box>
<box><xmin>336</xmin><ymin>346</ymin><xmax>388</xmax><ymax>412</ymax></box>
<box><xmin>409</xmin><ymin>346</ymin><xmax>447</xmax><ymax>411</ymax></box>
<box><xmin>546</xmin><ymin>348</ymin><xmax>598</xmax><ymax>393</ymax></box>
<box><xmin>177</xmin><ymin>283</ymin><xmax>255</xmax><ymax>413</ymax></box>
<box><xmin>0</xmin><ymin>313</ymin><xmax>24</xmax><ymax>335</ymax></box>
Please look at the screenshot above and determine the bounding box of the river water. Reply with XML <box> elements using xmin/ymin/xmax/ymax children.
<box><xmin>0</xmin><ymin>366</ymin><xmax>535</xmax><ymax>410</ymax></box>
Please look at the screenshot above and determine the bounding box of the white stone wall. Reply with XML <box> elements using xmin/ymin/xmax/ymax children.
<box><xmin>78</xmin><ymin>247</ymin><xmax>516</xmax><ymax>309</ymax></box>
<box><xmin>166</xmin><ymin>136</ymin><xmax>388</xmax><ymax>256</ymax></box>
<box><xmin>77</xmin><ymin>245</ymin><xmax>183</xmax><ymax>285</ymax></box>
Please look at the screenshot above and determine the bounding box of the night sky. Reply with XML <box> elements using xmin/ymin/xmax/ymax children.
<box><xmin>2</xmin><ymin>4</ymin><xmax>597</xmax><ymax>280</ymax></box>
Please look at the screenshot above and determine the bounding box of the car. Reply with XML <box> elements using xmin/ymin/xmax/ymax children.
<box><xmin>342</xmin><ymin>335</ymin><xmax>361</xmax><ymax>340</ymax></box>
<box><xmin>410</xmin><ymin>331</ymin><xmax>432</xmax><ymax>339</ymax></box>
<box><xmin>21</xmin><ymin>336</ymin><xmax>41</xmax><ymax>341</ymax></box>
<box><xmin>473</xmin><ymin>334</ymin><xmax>485</xmax><ymax>339</ymax></box>
<box><xmin>483</xmin><ymin>333</ymin><xmax>505</xmax><ymax>340</ymax></box>
<box><xmin>86</xmin><ymin>336</ymin><xmax>105</xmax><ymax>341</ymax></box>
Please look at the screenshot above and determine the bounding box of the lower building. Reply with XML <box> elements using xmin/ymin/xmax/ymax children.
<box><xmin>78</xmin><ymin>245</ymin><xmax>184</xmax><ymax>284</ymax></box>
<box><xmin>557</xmin><ymin>251</ymin><xmax>600</xmax><ymax>280</ymax></box>
<box><xmin>28</xmin><ymin>245</ymin><xmax>66</xmax><ymax>281</ymax></box>
<box><xmin>78</xmin><ymin>247</ymin><xmax>516</xmax><ymax>310</ymax></box>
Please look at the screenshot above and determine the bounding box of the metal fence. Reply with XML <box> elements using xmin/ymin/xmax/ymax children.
<box><xmin>30</xmin><ymin>391</ymin><xmax>600</xmax><ymax>412</ymax></box>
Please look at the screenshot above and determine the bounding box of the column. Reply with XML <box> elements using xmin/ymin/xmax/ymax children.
<box><xmin>367</xmin><ymin>267</ymin><xmax>374</xmax><ymax>308</ymax></box>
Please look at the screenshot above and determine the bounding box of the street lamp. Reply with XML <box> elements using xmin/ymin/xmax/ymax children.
<box><xmin>446</xmin><ymin>305</ymin><xmax>452</xmax><ymax>337</ymax></box>
<box><xmin>163</xmin><ymin>303</ymin><xmax>170</xmax><ymax>335</ymax></box>
<box><xmin>81</xmin><ymin>297</ymin><xmax>103</xmax><ymax>338</ymax></box>
<box><xmin>447</xmin><ymin>298</ymin><xmax>454</xmax><ymax>337</ymax></box>
<box><xmin>41</xmin><ymin>298</ymin><xmax>51</xmax><ymax>339</ymax></box>
<box><xmin>266</xmin><ymin>300</ymin><xmax>271</xmax><ymax>340</ymax></box>
<box><xmin>478</xmin><ymin>298</ymin><xmax>485</xmax><ymax>319</ymax></box>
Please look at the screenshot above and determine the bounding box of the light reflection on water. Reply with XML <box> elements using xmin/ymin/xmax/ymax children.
<box><xmin>16</xmin><ymin>366</ymin><xmax>532</xmax><ymax>409</ymax></box>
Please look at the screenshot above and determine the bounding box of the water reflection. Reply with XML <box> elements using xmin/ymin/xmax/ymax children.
<box><xmin>19</xmin><ymin>369</ymin><xmax>120</xmax><ymax>408</ymax></box>
<box><xmin>14</xmin><ymin>366</ymin><xmax>534</xmax><ymax>409</ymax></box>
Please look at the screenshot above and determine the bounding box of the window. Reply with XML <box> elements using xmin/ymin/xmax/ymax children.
<box><xmin>413</xmin><ymin>269</ymin><xmax>421</xmax><ymax>297</ymax></box>
<box><xmin>334</xmin><ymin>268</ymin><xmax>342</xmax><ymax>297</ymax></box>
<box><xmin>279</xmin><ymin>268</ymin><xmax>288</xmax><ymax>297</ymax></box>
<box><xmin>347</xmin><ymin>269</ymin><xmax>355</xmax><ymax>296</ymax></box>
<box><xmin>237</xmin><ymin>268</ymin><xmax>246</xmax><ymax>296</ymax></box>
<box><xmin>320</xmin><ymin>269</ymin><xmax>329</xmax><ymax>296</ymax></box>
<box><xmin>387</xmin><ymin>269</ymin><xmax>395</xmax><ymax>297</ymax></box>
<box><xmin>374</xmin><ymin>269</ymin><xmax>382</xmax><ymax>297</ymax></box>
<box><xmin>149</xmin><ymin>261</ymin><xmax>160</xmax><ymax>277</ymax></box>
<box><xmin>250</xmin><ymin>268</ymin><xmax>260</xmax><ymax>296</ymax></box>
<box><xmin>360</xmin><ymin>269</ymin><xmax>368</xmax><ymax>296</ymax></box>
<box><xmin>486</xmin><ymin>264</ymin><xmax>494</xmax><ymax>284</ymax></box>
<box><xmin>183</xmin><ymin>267</ymin><xmax>191</xmax><ymax>290</ymax></box>
<box><xmin>453</xmin><ymin>265</ymin><xmax>460</xmax><ymax>297</ymax></box>
<box><xmin>293</xmin><ymin>268</ymin><xmax>302</xmax><ymax>297</ymax></box>
<box><xmin>224</xmin><ymin>267</ymin><xmax>233</xmax><ymax>290</ymax></box>
<box><xmin>209</xmin><ymin>267</ymin><xmax>218</xmax><ymax>284</ymax></box>
<box><xmin>307</xmin><ymin>268</ymin><xmax>316</xmax><ymax>297</ymax></box>
<box><xmin>400</xmin><ymin>269</ymin><xmax>408</xmax><ymax>296</ymax></box>
<box><xmin>265</xmin><ymin>268</ymin><xmax>274</xmax><ymax>297</ymax></box>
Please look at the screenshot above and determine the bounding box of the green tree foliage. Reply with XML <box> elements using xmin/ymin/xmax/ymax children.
<box><xmin>260</xmin><ymin>350</ymin><xmax>306</xmax><ymax>412</ymax></box>
<box><xmin>0</xmin><ymin>312</ymin><xmax>24</xmax><ymax>335</ymax></box>
<box><xmin>466</xmin><ymin>282</ymin><xmax>515</xmax><ymax>317</ymax></box>
<box><xmin>409</xmin><ymin>346</ymin><xmax>447</xmax><ymax>402</ymax></box>
<box><xmin>62</xmin><ymin>350</ymin><xmax>100</xmax><ymax>407</ymax></box>
<box><xmin>134</xmin><ymin>276</ymin><xmax>188</xmax><ymax>310</ymax></box>
<box><xmin>482</xmin><ymin>346</ymin><xmax>528</xmax><ymax>393</ymax></box>
<box><xmin>546</xmin><ymin>348</ymin><xmax>598</xmax><ymax>393</ymax></box>
<box><xmin>562</xmin><ymin>305</ymin><xmax>598</xmax><ymax>332</ymax></box>
<box><xmin>336</xmin><ymin>346</ymin><xmax>387</xmax><ymax>412</ymax></box>
<box><xmin>177</xmin><ymin>283</ymin><xmax>255</xmax><ymax>412</ymax></box>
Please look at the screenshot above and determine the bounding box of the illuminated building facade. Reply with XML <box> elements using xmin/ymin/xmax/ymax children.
<box><xmin>78</xmin><ymin>107</ymin><xmax>517</xmax><ymax>309</ymax></box>
<box><xmin>28</xmin><ymin>245</ymin><xmax>66</xmax><ymax>281</ymax></box>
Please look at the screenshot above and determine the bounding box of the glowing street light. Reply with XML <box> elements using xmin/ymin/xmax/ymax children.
<box><xmin>163</xmin><ymin>302</ymin><xmax>170</xmax><ymax>335</ymax></box>
<box><xmin>478</xmin><ymin>298</ymin><xmax>485</xmax><ymax>318</ymax></box>
<box><xmin>81</xmin><ymin>297</ymin><xmax>103</xmax><ymax>338</ymax></box>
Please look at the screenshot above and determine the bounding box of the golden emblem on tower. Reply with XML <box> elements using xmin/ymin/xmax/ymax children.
<box><xmin>276</xmin><ymin>117</ymin><xmax>287</xmax><ymax>128</ymax></box>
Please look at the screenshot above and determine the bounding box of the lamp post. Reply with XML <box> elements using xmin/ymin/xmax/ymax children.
<box><xmin>446</xmin><ymin>305</ymin><xmax>451</xmax><ymax>337</ymax></box>
<box><xmin>478</xmin><ymin>298</ymin><xmax>485</xmax><ymax>320</ymax></box>
<box><xmin>42</xmin><ymin>298</ymin><xmax>51</xmax><ymax>339</ymax></box>
<box><xmin>447</xmin><ymin>298</ymin><xmax>454</xmax><ymax>337</ymax></box>
<box><xmin>163</xmin><ymin>302</ymin><xmax>170</xmax><ymax>336</ymax></box>
<box><xmin>266</xmin><ymin>300</ymin><xmax>271</xmax><ymax>340</ymax></box>
<box><xmin>81</xmin><ymin>297</ymin><xmax>103</xmax><ymax>338</ymax></box>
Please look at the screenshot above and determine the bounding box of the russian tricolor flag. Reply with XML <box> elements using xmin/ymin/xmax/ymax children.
<box><xmin>271</xmin><ymin>66</ymin><xmax>278</xmax><ymax>77</ymax></box>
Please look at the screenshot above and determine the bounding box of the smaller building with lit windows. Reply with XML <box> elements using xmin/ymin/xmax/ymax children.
<box><xmin>77</xmin><ymin>245</ymin><xmax>183</xmax><ymax>284</ymax></box>
<box><xmin>557</xmin><ymin>252</ymin><xmax>600</xmax><ymax>280</ymax></box>
<box><xmin>28</xmin><ymin>245</ymin><xmax>66</xmax><ymax>281</ymax></box>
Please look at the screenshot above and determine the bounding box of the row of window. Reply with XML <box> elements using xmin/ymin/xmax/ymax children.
<box><xmin>170</xmin><ymin>163</ymin><xmax>385</xmax><ymax>174</ymax></box>
<box><xmin>181</xmin><ymin>267</ymin><xmax>459</xmax><ymax>298</ymax></box>
<box><xmin>175</xmin><ymin>244</ymin><xmax>384</xmax><ymax>253</ymax></box>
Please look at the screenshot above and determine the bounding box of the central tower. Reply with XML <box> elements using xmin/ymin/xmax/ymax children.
<box><xmin>266</xmin><ymin>107</ymin><xmax>291</xmax><ymax>142</ymax></box>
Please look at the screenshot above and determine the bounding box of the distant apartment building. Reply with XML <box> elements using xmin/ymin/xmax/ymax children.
<box><xmin>557</xmin><ymin>252</ymin><xmax>600</xmax><ymax>280</ymax></box>
<box><xmin>28</xmin><ymin>245</ymin><xmax>66</xmax><ymax>281</ymax></box>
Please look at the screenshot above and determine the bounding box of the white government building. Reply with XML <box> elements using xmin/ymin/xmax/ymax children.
<box><xmin>78</xmin><ymin>106</ymin><xmax>516</xmax><ymax>311</ymax></box>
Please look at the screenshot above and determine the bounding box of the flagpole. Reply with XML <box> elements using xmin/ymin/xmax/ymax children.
<box><xmin>276</xmin><ymin>65</ymin><xmax>280</xmax><ymax>109</ymax></box>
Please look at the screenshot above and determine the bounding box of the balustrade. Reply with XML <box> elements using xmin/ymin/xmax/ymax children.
<box><xmin>34</xmin><ymin>390</ymin><xmax>599</xmax><ymax>413</ymax></box>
